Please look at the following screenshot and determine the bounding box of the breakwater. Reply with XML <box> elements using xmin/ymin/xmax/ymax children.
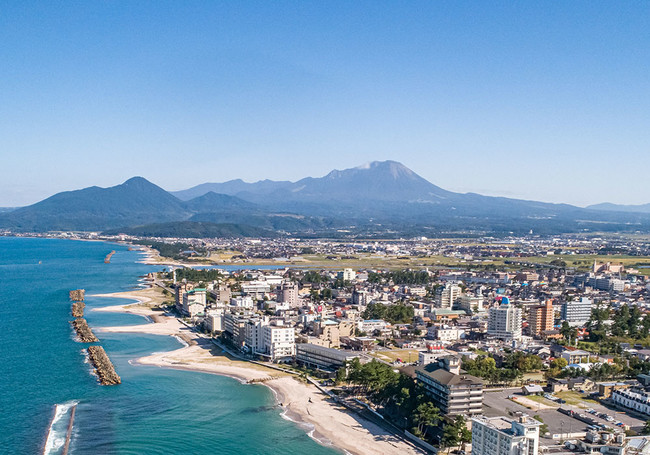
<box><xmin>104</xmin><ymin>250</ymin><xmax>116</xmax><ymax>263</ymax></box>
<box><xmin>69</xmin><ymin>289</ymin><xmax>85</xmax><ymax>301</ymax></box>
<box><xmin>87</xmin><ymin>346</ymin><xmax>121</xmax><ymax>385</ymax></box>
<box><xmin>71</xmin><ymin>318</ymin><xmax>99</xmax><ymax>343</ymax></box>
<box><xmin>71</xmin><ymin>301</ymin><xmax>85</xmax><ymax>318</ymax></box>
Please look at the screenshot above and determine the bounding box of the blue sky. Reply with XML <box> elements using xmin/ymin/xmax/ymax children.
<box><xmin>1</xmin><ymin>1</ymin><xmax>649</xmax><ymax>206</ymax></box>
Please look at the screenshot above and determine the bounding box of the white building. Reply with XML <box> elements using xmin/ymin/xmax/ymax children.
<box><xmin>427</xmin><ymin>325</ymin><xmax>463</xmax><ymax>342</ymax></box>
<box><xmin>338</xmin><ymin>268</ymin><xmax>356</xmax><ymax>282</ymax></box>
<box><xmin>612</xmin><ymin>388</ymin><xmax>650</xmax><ymax>416</ymax></box>
<box><xmin>359</xmin><ymin>319</ymin><xmax>387</xmax><ymax>333</ymax></box>
<box><xmin>262</xmin><ymin>325</ymin><xmax>296</xmax><ymax>362</ymax></box>
<box><xmin>181</xmin><ymin>288</ymin><xmax>206</xmax><ymax>317</ymax></box>
<box><xmin>561</xmin><ymin>297</ymin><xmax>592</xmax><ymax>325</ymax></box>
<box><xmin>241</xmin><ymin>281</ymin><xmax>271</xmax><ymax>299</ymax></box>
<box><xmin>244</xmin><ymin>318</ymin><xmax>266</xmax><ymax>353</ymax></box>
<box><xmin>456</xmin><ymin>295</ymin><xmax>484</xmax><ymax>313</ymax></box>
<box><xmin>472</xmin><ymin>415</ymin><xmax>540</xmax><ymax>455</ymax></box>
<box><xmin>488</xmin><ymin>300</ymin><xmax>522</xmax><ymax>340</ymax></box>
<box><xmin>230</xmin><ymin>296</ymin><xmax>255</xmax><ymax>309</ymax></box>
<box><xmin>205</xmin><ymin>312</ymin><xmax>224</xmax><ymax>333</ymax></box>
<box><xmin>435</xmin><ymin>283</ymin><xmax>462</xmax><ymax>309</ymax></box>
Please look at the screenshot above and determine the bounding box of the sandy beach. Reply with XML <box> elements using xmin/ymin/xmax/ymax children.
<box><xmin>91</xmin><ymin>288</ymin><xmax>427</xmax><ymax>455</ymax></box>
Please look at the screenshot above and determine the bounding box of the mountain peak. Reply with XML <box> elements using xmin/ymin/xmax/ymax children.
<box><xmin>123</xmin><ymin>176</ymin><xmax>153</xmax><ymax>186</ymax></box>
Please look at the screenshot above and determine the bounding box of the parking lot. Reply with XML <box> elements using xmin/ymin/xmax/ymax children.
<box><xmin>483</xmin><ymin>390</ymin><xmax>645</xmax><ymax>440</ymax></box>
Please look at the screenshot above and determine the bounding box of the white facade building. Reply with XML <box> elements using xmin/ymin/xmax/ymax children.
<box><xmin>435</xmin><ymin>283</ymin><xmax>462</xmax><ymax>309</ymax></box>
<box><xmin>472</xmin><ymin>415</ymin><xmax>540</xmax><ymax>455</ymax></box>
<box><xmin>230</xmin><ymin>296</ymin><xmax>255</xmax><ymax>309</ymax></box>
<box><xmin>612</xmin><ymin>388</ymin><xmax>650</xmax><ymax>416</ymax></box>
<box><xmin>561</xmin><ymin>297</ymin><xmax>592</xmax><ymax>324</ymax></box>
<box><xmin>262</xmin><ymin>325</ymin><xmax>296</xmax><ymax>361</ymax></box>
<box><xmin>488</xmin><ymin>302</ymin><xmax>522</xmax><ymax>340</ymax></box>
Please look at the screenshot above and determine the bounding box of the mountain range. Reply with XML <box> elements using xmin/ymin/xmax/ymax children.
<box><xmin>2</xmin><ymin>161</ymin><xmax>650</xmax><ymax>237</ymax></box>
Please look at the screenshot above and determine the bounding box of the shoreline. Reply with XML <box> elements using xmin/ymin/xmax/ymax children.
<box><xmin>91</xmin><ymin>288</ymin><xmax>426</xmax><ymax>455</ymax></box>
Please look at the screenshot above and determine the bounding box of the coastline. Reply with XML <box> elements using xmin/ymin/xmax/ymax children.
<box><xmin>91</xmin><ymin>288</ymin><xmax>426</xmax><ymax>455</ymax></box>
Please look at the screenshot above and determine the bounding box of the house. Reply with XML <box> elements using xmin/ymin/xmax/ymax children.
<box><xmin>522</xmin><ymin>384</ymin><xmax>544</xmax><ymax>395</ymax></box>
<box><xmin>561</xmin><ymin>349</ymin><xmax>591</xmax><ymax>364</ymax></box>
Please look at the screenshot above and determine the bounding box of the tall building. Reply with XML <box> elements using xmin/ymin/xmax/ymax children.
<box><xmin>561</xmin><ymin>297</ymin><xmax>592</xmax><ymax>324</ymax></box>
<box><xmin>472</xmin><ymin>415</ymin><xmax>540</xmax><ymax>455</ymax></box>
<box><xmin>415</xmin><ymin>356</ymin><xmax>484</xmax><ymax>416</ymax></box>
<box><xmin>488</xmin><ymin>299</ymin><xmax>522</xmax><ymax>340</ymax></box>
<box><xmin>278</xmin><ymin>282</ymin><xmax>299</xmax><ymax>306</ymax></box>
<box><xmin>338</xmin><ymin>268</ymin><xmax>356</xmax><ymax>282</ymax></box>
<box><xmin>262</xmin><ymin>324</ymin><xmax>295</xmax><ymax>362</ymax></box>
<box><xmin>528</xmin><ymin>300</ymin><xmax>554</xmax><ymax>336</ymax></box>
<box><xmin>435</xmin><ymin>283</ymin><xmax>462</xmax><ymax>309</ymax></box>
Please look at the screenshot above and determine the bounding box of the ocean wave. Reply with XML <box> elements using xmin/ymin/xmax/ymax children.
<box><xmin>279</xmin><ymin>406</ymin><xmax>341</xmax><ymax>451</ymax></box>
<box><xmin>172</xmin><ymin>335</ymin><xmax>189</xmax><ymax>348</ymax></box>
<box><xmin>42</xmin><ymin>401</ymin><xmax>78</xmax><ymax>455</ymax></box>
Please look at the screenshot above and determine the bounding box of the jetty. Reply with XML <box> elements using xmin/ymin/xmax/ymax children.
<box><xmin>104</xmin><ymin>250</ymin><xmax>116</xmax><ymax>263</ymax></box>
<box><xmin>87</xmin><ymin>346</ymin><xmax>121</xmax><ymax>385</ymax></box>
<box><xmin>71</xmin><ymin>318</ymin><xmax>99</xmax><ymax>343</ymax></box>
<box><xmin>69</xmin><ymin>289</ymin><xmax>85</xmax><ymax>301</ymax></box>
<box><xmin>61</xmin><ymin>404</ymin><xmax>77</xmax><ymax>455</ymax></box>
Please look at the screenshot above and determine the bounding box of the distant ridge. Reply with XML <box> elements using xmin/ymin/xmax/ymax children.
<box><xmin>587</xmin><ymin>202</ymin><xmax>650</xmax><ymax>214</ymax></box>
<box><xmin>103</xmin><ymin>221</ymin><xmax>278</xmax><ymax>238</ymax></box>
<box><xmin>3</xmin><ymin>160</ymin><xmax>650</xmax><ymax>235</ymax></box>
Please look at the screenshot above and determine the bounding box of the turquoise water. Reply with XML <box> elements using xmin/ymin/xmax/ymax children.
<box><xmin>0</xmin><ymin>237</ymin><xmax>338</xmax><ymax>455</ymax></box>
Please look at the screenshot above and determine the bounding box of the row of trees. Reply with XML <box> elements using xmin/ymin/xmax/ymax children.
<box><xmin>462</xmin><ymin>353</ymin><xmax>542</xmax><ymax>385</ymax></box>
<box><xmin>587</xmin><ymin>303</ymin><xmax>650</xmax><ymax>342</ymax></box>
<box><xmin>362</xmin><ymin>302</ymin><xmax>414</xmax><ymax>324</ymax></box>
<box><xmin>367</xmin><ymin>270</ymin><xmax>433</xmax><ymax>285</ymax></box>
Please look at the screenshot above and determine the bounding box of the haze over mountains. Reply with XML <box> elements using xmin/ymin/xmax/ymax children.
<box><xmin>2</xmin><ymin>161</ymin><xmax>650</xmax><ymax>237</ymax></box>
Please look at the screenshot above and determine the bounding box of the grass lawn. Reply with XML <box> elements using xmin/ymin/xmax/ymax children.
<box><xmin>369</xmin><ymin>349</ymin><xmax>420</xmax><ymax>363</ymax></box>
<box><xmin>555</xmin><ymin>391</ymin><xmax>599</xmax><ymax>406</ymax></box>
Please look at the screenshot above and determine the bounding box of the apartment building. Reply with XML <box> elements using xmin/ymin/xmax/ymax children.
<box><xmin>415</xmin><ymin>356</ymin><xmax>483</xmax><ymax>416</ymax></box>
<box><xmin>471</xmin><ymin>415</ymin><xmax>540</xmax><ymax>455</ymax></box>
<box><xmin>528</xmin><ymin>300</ymin><xmax>554</xmax><ymax>336</ymax></box>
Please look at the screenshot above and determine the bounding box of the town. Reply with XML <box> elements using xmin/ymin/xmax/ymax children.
<box><xmin>93</xmin><ymin>232</ymin><xmax>650</xmax><ymax>455</ymax></box>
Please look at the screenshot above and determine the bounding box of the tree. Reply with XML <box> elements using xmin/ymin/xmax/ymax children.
<box><xmin>533</xmin><ymin>415</ymin><xmax>548</xmax><ymax>435</ymax></box>
<box><xmin>335</xmin><ymin>367</ymin><xmax>347</xmax><ymax>385</ymax></box>
<box><xmin>413</xmin><ymin>402</ymin><xmax>441</xmax><ymax>438</ymax></box>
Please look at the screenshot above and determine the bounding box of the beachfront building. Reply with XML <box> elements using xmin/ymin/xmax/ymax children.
<box><xmin>471</xmin><ymin>415</ymin><xmax>540</xmax><ymax>455</ymax></box>
<box><xmin>415</xmin><ymin>356</ymin><xmax>484</xmax><ymax>416</ymax></box>
<box><xmin>296</xmin><ymin>343</ymin><xmax>359</xmax><ymax>372</ymax></box>
<box><xmin>205</xmin><ymin>312</ymin><xmax>223</xmax><ymax>333</ymax></box>
<box><xmin>262</xmin><ymin>325</ymin><xmax>295</xmax><ymax>362</ymax></box>
<box><xmin>181</xmin><ymin>288</ymin><xmax>206</xmax><ymax>317</ymax></box>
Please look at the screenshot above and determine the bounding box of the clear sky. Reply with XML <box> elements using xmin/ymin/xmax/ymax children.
<box><xmin>1</xmin><ymin>1</ymin><xmax>649</xmax><ymax>207</ymax></box>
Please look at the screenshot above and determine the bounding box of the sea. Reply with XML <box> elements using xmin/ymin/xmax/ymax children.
<box><xmin>0</xmin><ymin>237</ymin><xmax>339</xmax><ymax>455</ymax></box>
